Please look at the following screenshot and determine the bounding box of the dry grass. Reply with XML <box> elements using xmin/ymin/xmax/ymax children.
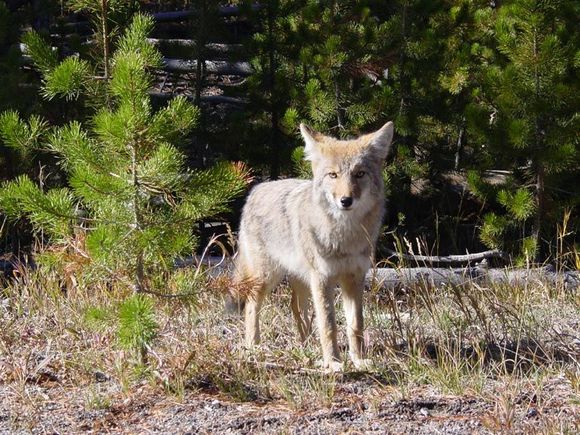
<box><xmin>0</xmin><ymin>263</ymin><xmax>578</xmax><ymax>432</ymax></box>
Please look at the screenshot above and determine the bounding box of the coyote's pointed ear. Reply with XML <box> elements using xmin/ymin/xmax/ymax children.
<box><xmin>369</xmin><ymin>121</ymin><xmax>394</xmax><ymax>160</ymax></box>
<box><xmin>299</xmin><ymin>123</ymin><xmax>320</xmax><ymax>161</ymax></box>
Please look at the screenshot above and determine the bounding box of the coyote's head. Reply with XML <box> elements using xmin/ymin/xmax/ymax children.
<box><xmin>299</xmin><ymin>122</ymin><xmax>394</xmax><ymax>214</ymax></box>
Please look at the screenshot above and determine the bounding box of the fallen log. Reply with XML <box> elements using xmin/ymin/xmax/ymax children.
<box><xmin>51</xmin><ymin>4</ymin><xmax>262</xmax><ymax>34</ymax></box>
<box><xmin>181</xmin><ymin>256</ymin><xmax>580</xmax><ymax>291</ymax></box>
<box><xmin>3</xmin><ymin>254</ymin><xmax>577</xmax><ymax>292</ymax></box>
<box><xmin>153</xmin><ymin>4</ymin><xmax>262</xmax><ymax>22</ymax></box>
<box><xmin>369</xmin><ymin>266</ymin><xmax>579</xmax><ymax>291</ymax></box>
<box><xmin>63</xmin><ymin>39</ymin><xmax>244</xmax><ymax>56</ymax></box>
<box><xmin>384</xmin><ymin>249</ymin><xmax>508</xmax><ymax>265</ymax></box>
<box><xmin>20</xmin><ymin>45</ymin><xmax>253</xmax><ymax>76</ymax></box>
<box><xmin>149</xmin><ymin>91</ymin><xmax>248</xmax><ymax>106</ymax></box>
<box><xmin>162</xmin><ymin>58</ymin><xmax>252</xmax><ymax>76</ymax></box>
<box><xmin>147</xmin><ymin>39</ymin><xmax>244</xmax><ymax>54</ymax></box>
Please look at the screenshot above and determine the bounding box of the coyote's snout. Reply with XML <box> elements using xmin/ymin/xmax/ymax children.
<box><xmin>234</xmin><ymin>121</ymin><xmax>394</xmax><ymax>371</ymax></box>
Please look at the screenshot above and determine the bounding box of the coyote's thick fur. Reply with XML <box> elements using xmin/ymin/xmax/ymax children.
<box><xmin>234</xmin><ymin>122</ymin><xmax>394</xmax><ymax>371</ymax></box>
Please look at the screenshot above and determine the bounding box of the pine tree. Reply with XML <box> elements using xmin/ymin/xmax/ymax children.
<box><xmin>468</xmin><ymin>0</ymin><xmax>579</xmax><ymax>262</ymax></box>
<box><xmin>435</xmin><ymin>1</ymin><xmax>496</xmax><ymax>171</ymax></box>
<box><xmin>118</xmin><ymin>293</ymin><xmax>158</xmax><ymax>364</ymax></box>
<box><xmin>228</xmin><ymin>0</ymin><xmax>303</xmax><ymax>177</ymax></box>
<box><xmin>21</xmin><ymin>0</ymin><xmax>137</xmax><ymax>111</ymax></box>
<box><xmin>0</xmin><ymin>14</ymin><xmax>250</xmax><ymax>293</ymax></box>
<box><xmin>238</xmin><ymin>1</ymin><xmax>398</xmax><ymax>176</ymax></box>
<box><xmin>66</xmin><ymin>0</ymin><xmax>133</xmax><ymax>83</ymax></box>
<box><xmin>361</xmin><ymin>0</ymin><xmax>443</xmax><ymax>244</ymax></box>
<box><xmin>281</xmin><ymin>0</ymin><xmax>394</xmax><ymax>137</ymax></box>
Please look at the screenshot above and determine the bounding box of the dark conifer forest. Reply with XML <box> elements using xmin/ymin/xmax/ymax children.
<box><xmin>1</xmin><ymin>0</ymin><xmax>578</xmax><ymax>264</ymax></box>
<box><xmin>0</xmin><ymin>2</ymin><xmax>578</xmax><ymax>432</ymax></box>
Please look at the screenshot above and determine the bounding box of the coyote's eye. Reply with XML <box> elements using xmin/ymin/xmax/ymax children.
<box><xmin>355</xmin><ymin>170</ymin><xmax>365</xmax><ymax>178</ymax></box>
<box><xmin>328</xmin><ymin>172</ymin><xmax>338</xmax><ymax>179</ymax></box>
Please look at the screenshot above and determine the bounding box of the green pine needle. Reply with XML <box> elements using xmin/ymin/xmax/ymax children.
<box><xmin>43</xmin><ymin>57</ymin><xmax>91</xmax><ymax>101</ymax></box>
<box><xmin>115</xmin><ymin>14</ymin><xmax>161</xmax><ymax>68</ymax></box>
<box><xmin>21</xmin><ymin>31</ymin><xmax>58</xmax><ymax>73</ymax></box>
<box><xmin>117</xmin><ymin>294</ymin><xmax>158</xmax><ymax>355</ymax></box>
<box><xmin>0</xmin><ymin>111</ymin><xmax>48</xmax><ymax>153</ymax></box>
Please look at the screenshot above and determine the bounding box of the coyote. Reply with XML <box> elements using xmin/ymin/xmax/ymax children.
<box><xmin>234</xmin><ymin>121</ymin><xmax>394</xmax><ymax>371</ymax></box>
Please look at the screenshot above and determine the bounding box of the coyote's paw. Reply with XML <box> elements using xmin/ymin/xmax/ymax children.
<box><xmin>317</xmin><ymin>359</ymin><xmax>344</xmax><ymax>373</ymax></box>
<box><xmin>325</xmin><ymin>360</ymin><xmax>344</xmax><ymax>373</ymax></box>
<box><xmin>352</xmin><ymin>358</ymin><xmax>373</xmax><ymax>372</ymax></box>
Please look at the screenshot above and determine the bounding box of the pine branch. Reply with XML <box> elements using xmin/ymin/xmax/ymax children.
<box><xmin>0</xmin><ymin>111</ymin><xmax>48</xmax><ymax>153</ymax></box>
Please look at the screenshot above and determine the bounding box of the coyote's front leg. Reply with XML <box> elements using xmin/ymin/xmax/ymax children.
<box><xmin>310</xmin><ymin>274</ymin><xmax>342</xmax><ymax>371</ymax></box>
<box><xmin>340</xmin><ymin>274</ymin><xmax>371</xmax><ymax>370</ymax></box>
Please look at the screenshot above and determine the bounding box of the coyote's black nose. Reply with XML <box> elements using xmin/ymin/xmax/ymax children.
<box><xmin>340</xmin><ymin>196</ymin><xmax>353</xmax><ymax>208</ymax></box>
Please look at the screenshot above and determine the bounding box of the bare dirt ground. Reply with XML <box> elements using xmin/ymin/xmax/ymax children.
<box><xmin>1</xmin><ymin>271</ymin><xmax>578</xmax><ymax>434</ymax></box>
<box><xmin>1</xmin><ymin>370</ymin><xmax>577</xmax><ymax>434</ymax></box>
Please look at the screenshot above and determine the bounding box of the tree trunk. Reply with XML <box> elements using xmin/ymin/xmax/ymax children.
<box><xmin>531</xmin><ymin>28</ymin><xmax>545</xmax><ymax>262</ymax></box>
<box><xmin>454</xmin><ymin>122</ymin><xmax>465</xmax><ymax>171</ymax></box>
<box><xmin>194</xmin><ymin>0</ymin><xmax>207</xmax><ymax>105</ymax></box>
<box><xmin>131</xmin><ymin>141</ymin><xmax>144</xmax><ymax>293</ymax></box>
<box><xmin>532</xmin><ymin>162</ymin><xmax>545</xmax><ymax>261</ymax></box>
<box><xmin>334</xmin><ymin>79</ymin><xmax>344</xmax><ymax>130</ymax></box>
<box><xmin>101</xmin><ymin>0</ymin><xmax>110</xmax><ymax>81</ymax></box>
<box><xmin>398</xmin><ymin>1</ymin><xmax>409</xmax><ymax>123</ymax></box>
<box><xmin>267</xmin><ymin>1</ymin><xmax>280</xmax><ymax>179</ymax></box>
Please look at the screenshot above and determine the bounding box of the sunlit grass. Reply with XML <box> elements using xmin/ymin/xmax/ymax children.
<box><xmin>0</xmin><ymin>261</ymin><xmax>578</xmax><ymax>431</ymax></box>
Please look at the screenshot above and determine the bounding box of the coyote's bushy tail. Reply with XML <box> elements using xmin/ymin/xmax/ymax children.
<box><xmin>224</xmin><ymin>256</ymin><xmax>254</xmax><ymax>315</ymax></box>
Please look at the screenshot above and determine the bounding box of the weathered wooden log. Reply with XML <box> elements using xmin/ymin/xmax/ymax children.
<box><xmin>384</xmin><ymin>248</ymin><xmax>508</xmax><ymax>265</ymax></box>
<box><xmin>20</xmin><ymin>45</ymin><xmax>252</xmax><ymax>76</ymax></box>
<box><xmin>147</xmin><ymin>39</ymin><xmax>244</xmax><ymax>54</ymax></box>
<box><xmin>4</xmin><ymin>253</ymin><xmax>577</xmax><ymax>292</ymax></box>
<box><xmin>149</xmin><ymin>91</ymin><xmax>247</xmax><ymax>106</ymax></box>
<box><xmin>369</xmin><ymin>266</ymin><xmax>579</xmax><ymax>290</ymax></box>
<box><xmin>181</xmin><ymin>256</ymin><xmax>580</xmax><ymax>291</ymax></box>
<box><xmin>14</xmin><ymin>83</ymin><xmax>248</xmax><ymax>106</ymax></box>
<box><xmin>52</xmin><ymin>4</ymin><xmax>262</xmax><ymax>33</ymax></box>
<box><xmin>153</xmin><ymin>4</ymin><xmax>262</xmax><ymax>22</ymax></box>
<box><xmin>162</xmin><ymin>58</ymin><xmax>252</xmax><ymax>76</ymax></box>
<box><xmin>61</xmin><ymin>39</ymin><xmax>243</xmax><ymax>56</ymax></box>
<box><xmin>151</xmin><ymin>10</ymin><xmax>193</xmax><ymax>22</ymax></box>
<box><xmin>197</xmin><ymin>95</ymin><xmax>249</xmax><ymax>105</ymax></box>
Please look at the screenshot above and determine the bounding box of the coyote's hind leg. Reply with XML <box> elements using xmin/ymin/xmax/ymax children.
<box><xmin>244</xmin><ymin>271</ymin><xmax>282</xmax><ymax>347</ymax></box>
<box><xmin>289</xmin><ymin>277</ymin><xmax>312</xmax><ymax>342</ymax></box>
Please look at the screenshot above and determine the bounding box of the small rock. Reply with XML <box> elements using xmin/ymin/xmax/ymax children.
<box><xmin>205</xmin><ymin>399</ymin><xmax>221</xmax><ymax>410</ymax></box>
<box><xmin>94</xmin><ymin>371</ymin><xmax>108</xmax><ymax>383</ymax></box>
<box><xmin>419</xmin><ymin>407</ymin><xmax>429</xmax><ymax>416</ymax></box>
<box><xmin>526</xmin><ymin>407</ymin><xmax>538</xmax><ymax>418</ymax></box>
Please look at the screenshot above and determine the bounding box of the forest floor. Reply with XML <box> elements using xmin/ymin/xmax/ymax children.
<box><xmin>0</xmin><ymin>373</ymin><xmax>576</xmax><ymax>434</ymax></box>
<box><xmin>0</xmin><ymin>265</ymin><xmax>578</xmax><ymax>434</ymax></box>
